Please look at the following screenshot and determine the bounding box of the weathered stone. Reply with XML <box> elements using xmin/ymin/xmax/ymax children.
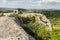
<box><xmin>0</xmin><ymin>16</ymin><xmax>35</xmax><ymax>40</ymax></box>
<box><xmin>19</xmin><ymin>13</ymin><xmax>52</xmax><ymax>31</ymax></box>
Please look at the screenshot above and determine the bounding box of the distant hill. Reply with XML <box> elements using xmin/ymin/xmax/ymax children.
<box><xmin>0</xmin><ymin>8</ymin><xmax>15</xmax><ymax>11</ymax></box>
<box><xmin>0</xmin><ymin>8</ymin><xmax>60</xmax><ymax>13</ymax></box>
<box><xmin>0</xmin><ymin>8</ymin><xmax>29</xmax><ymax>13</ymax></box>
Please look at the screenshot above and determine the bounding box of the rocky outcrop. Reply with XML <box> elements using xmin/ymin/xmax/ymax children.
<box><xmin>35</xmin><ymin>14</ymin><xmax>52</xmax><ymax>31</ymax></box>
<box><xmin>2</xmin><ymin>12</ymin><xmax>52</xmax><ymax>31</ymax></box>
<box><xmin>0</xmin><ymin>16</ymin><xmax>35</xmax><ymax>40</ymax></box>
<box><xmin>19</xmin><ymin>13</ymin><xmax>52</xmax><ymax>31</ymax></box>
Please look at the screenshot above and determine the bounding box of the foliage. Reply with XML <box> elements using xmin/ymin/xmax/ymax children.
<box><xmin>27</xmin><ymin>22</ymin><xmax>49</xmax><ymax>40</ymax></box>
<box><xmin>21</xmin><ymin>10</ymin><xmax>60</xmax><ymax>40</ymax></box>
<box><xmin>22</xmin><ymin>17</ymin><xmax>50</xmax><ymax>40</ymax></box>
<box><xmin>21</xmin><ymin>16</ymin><xmax>35</xmax><ymax>24</ymax></box>
<box><xmin>49</xmin><ymin>29</ymin><xmax>60</xmax><ymax>40</ymax></box>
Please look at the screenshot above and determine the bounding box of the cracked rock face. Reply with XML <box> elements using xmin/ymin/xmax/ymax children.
<box><xmin>0</xmin><ymin>16</ymin><xmax>35</xmax><ymax>40</ymax></box>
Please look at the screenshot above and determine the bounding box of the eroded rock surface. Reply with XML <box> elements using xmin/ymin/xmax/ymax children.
<box><xmin>19</xmin><ymin>13</ymin><xmax>52</xmax><ymax>31</ymax></box>
<box><xmin>0</xmin><ymin>16</ymin><xmax>35</xmax><ymax>40</ymax></box>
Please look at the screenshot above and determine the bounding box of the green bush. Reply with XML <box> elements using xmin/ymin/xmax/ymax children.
<box><xmin>21</xmin><ymin>16</ymin><xmax>35</xmax><ymax>24</ymax></box>
<box><xmin>27</xmin><ymin>22</ymin><xmax>51</xmax><ymax>40</ymax></box>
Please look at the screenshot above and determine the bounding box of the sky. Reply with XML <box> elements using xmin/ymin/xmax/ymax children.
<box><xmin>0</xmin><ymin>0</ymin><xmax>60</xmax><ymax>9</ymax></box>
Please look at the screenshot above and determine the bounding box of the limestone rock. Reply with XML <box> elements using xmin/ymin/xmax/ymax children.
<box><xmin>0</xmin><ymin>16</ymin><xmax>35</xmax><ymax>40</ymax></box>
<box><xmin>19</xmin><ymin>13</ymin><xmax>52</xmax><ymax>31</ymax></box>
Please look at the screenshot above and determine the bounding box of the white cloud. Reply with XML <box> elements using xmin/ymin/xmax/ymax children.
<box><xmin>40</xmin><ymin>0</ymin><xmax>60</xmax><ymax>2</ymax></box>
<box><xmin>0</xmin><ymin>0</ymin><xmax>60</xmax><ymax>9</ymax></box>
<box><xmin>50</xmin><ymin>0</ymin><xmax>60</xmax><ymax>2</ymax></box>
<box><xmin>0</xmin><ymin>0</ymin><xmax>6</xmax><ymax>4</ymax></box>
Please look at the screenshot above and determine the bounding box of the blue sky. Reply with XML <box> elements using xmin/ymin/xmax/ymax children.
<box><xmin>0</xmin><ymin>0</ymin><xmax>60</xmax><ymax>9</ymax></box>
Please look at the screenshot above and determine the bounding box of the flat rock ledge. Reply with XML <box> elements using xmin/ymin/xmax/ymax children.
<box><xmin>0</xmin><ymin>16</ymin><xmax>35</xmax><ymax>40</ymax></box>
